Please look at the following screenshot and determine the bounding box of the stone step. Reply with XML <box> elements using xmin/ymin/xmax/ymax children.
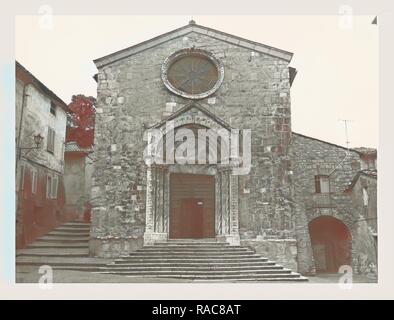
<box><xmin>16</xmin><ymin>262</ymin><xmax>104</xmax><ymax>271</ymax></box>
<box><xmin>112</xmin><ymin>260</ymin><xmax>276</xmax><ymax>266</ymax></box>
<box><xmin>100</xmin><ymin>269</ymin><xmax>292</xmax><ymax>276</ymax></box>
<box><xmin>16</xmin><ymin>256</ymin><xmax>111</xmax><ymax>265</ymax></box>
<box><xmin>123</xmin><ymin>252</ymin><xmax>258</xmax><ymax>258</ymax></box>
<box><xmin>103</xmin><ymin>265</ymin><xmax>285</xmax><ymax>271</ymax></box>
<box><xmin>16</xmin><ymin>261</ymin><xmax>105</xmax><ymax>267</ymax></box>
<box><xmin>154</xmin><ymin>241</ymin><xmax>225</xmax><ymax>246</ymax></box>
<box><xmin>117</xmin><ymin>256</ymin><xmax>262</xmax><ymax>262</ymax></box>
<box><xmin>62</xmin><ymin>222</ymin><xmax>91</xmax><ymax>227</ymax></box>
<box><xmin>140</xmin><ymin>246</ymin><xmax>249</xmax><ymax>252</ymax></box>
<box><xmin>150</xmin><ymin>245</ymin><xmax>231</xmax><ymax>249</ymax></box>
<box><xmin>165</xmin><ymin>239</ymin><xmax>217</xmax><ymax>242</ymax></box>
<box><xmin>27</xmin><ymin>243</ymin><xmax>89</xmax><ymax>249</ymax></box>
<box><xmin>38</xmin><ymin>236</ymin><xmax>90</xmax><ymax>242</ymax></box>
<box><xmin>135</xmin><ymin>249</ymin><xmax>252</xmax><ymax>254</ymax></box>
<box><xmin>113</xmin><ymin>258</ymin><xmax>270</xmax><ymax>264</ymax></box>
<box><xmin>47</xmin><ymin>231</ymin><xmax>90</xmax><ymax>237</ymax></box>
<box><xmin>98</xmin><ymin>272</ymin><xmax>303</xmax><ymax>279</ymax></box>
<box><xmin>17</xmin><ymin>253</ymin><xmax>89</xmax><ymax>258</ymax></box>
<box><xmin>17</xmin><ymin>247</ymin><xmax>89</xmax><ymax>256</ymax></box>
<box><xmin>191</xmin><ymin>276</ymin><xmax>309</xmax><ymax>282</ymax></box>
<box><xmin>53</xmin><ymin>227</ymin><xmax>91</xmax><ymax>233</ymax></box>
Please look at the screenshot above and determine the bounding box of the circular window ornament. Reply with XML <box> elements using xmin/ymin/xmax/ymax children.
<box><xmin>161</xmin><ymin>48</ymin><xmax>224</xmax><ymax>100</ymax></box>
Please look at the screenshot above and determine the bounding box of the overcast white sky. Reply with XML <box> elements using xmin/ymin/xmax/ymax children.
<box><xmin>15</xmin><ymin>15</ymin><xmax>378</xmax><ymax>148</ymax></box>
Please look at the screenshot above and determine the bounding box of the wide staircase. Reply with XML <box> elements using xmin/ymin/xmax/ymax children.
<box><xmin>99</xmin><ymin>239</ymin><xmax>308</xmax><ymax>282</ymax></box>
<box><xmin>17</xmin><ymin>223</ymin><xmax>307</xmax><ymax>282</ymax></box>
<box><xmin>16</xmin><ymin>221</ymin><xmax>108</xmax><ymax>273</ymax></box>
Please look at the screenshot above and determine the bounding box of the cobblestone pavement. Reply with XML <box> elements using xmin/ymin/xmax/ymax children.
<box><xmin>307</xmin><ymin>273</ymin><xmax>377</xmax><ymax>283</ymax></box>
<box><xmin>16</xmin><ymin>268</ymin><xmax>187</xmax><ymax>283</ymax></box>
<box><xmin>17</xmin><ymin>268</ymin><xmax>377</xmax><ymax>283</ymax></box>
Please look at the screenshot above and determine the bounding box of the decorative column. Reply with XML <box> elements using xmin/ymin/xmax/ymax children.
<box><xmin>143</xmin><ymin>158</ymin><xmax>154</xmax><ymax>245</ymax></box>
<box><xmin>155</xmin><ymin>165</ymin><xmax>168</xmax><ymax>233</ymax></box>
<box><xmin>228</xmin><ymin>172</ymin><xmax>241</xmax><ymax>245</ymax></box>
<box><xmin>143</xmin><ymin>161</ymin><xmax>168</xmax><ymax>245</ymax></box>
<box><xmin>216</xmin><ymin>163</ymin><xmax>240</xmax><ymax>245</ymax></box>
<box><xmin>215</xmin><ymin>169</ymin><xmax>223</xmax><ymax>236</ymax></box>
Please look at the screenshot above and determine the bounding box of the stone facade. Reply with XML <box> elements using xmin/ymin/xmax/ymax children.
<box><xmin>63</xmin><ymin>143</ymin><xmax>94</xmax><ymax>221</ymax></box>
<box><xmin>290</xmin><ymin>133</ymin><xmax>377</xmax><ymax>275</ymax></box>
<box><xmin>16</xmin><ymin>62</ymin><xmax>70</xmax><ymax>248</ymax></box>
<box><xmin>90</xmin><ymin>22</ymin><xmax>377</xmax><ymax>277</ymax></box>
<box><xmin>347</xmin><ymin>171</ymin><xmax>377</xmax><ymax>275</ymax></box>
<box><xmin>241</xmin><ymin>239</ymin><xmax>298</xmax><ymax>271</ymax></box>
<box><xmin>91</xmin><ymin>23</ymin><xmax>295</xmax><ymax>257</ymax></box>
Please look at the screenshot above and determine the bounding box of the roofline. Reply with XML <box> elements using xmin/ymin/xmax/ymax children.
<box><xmin>292</xmin><ymin>132</ymin><xmax>361</xmax><ymax>154</ymax></box>
<box><xmin>289</xmin><ymin>67</ymin><xmax>297</xmax><ymax>87</ymax></box>
<box><xmin>345</xmin><ymin>170</ymin><xmax>377</xmax><ymax>191</ymax></box>
<box><xmin>64</xmin><ymin>141</ymin><xmax>94</xmax><ymax>154</ymax></box>
<box><xmin>150</xmin><ymin>101</ymin><xmax>232</xmax><ymax>131</ymax></box>
<box><xmin>93</xmin><ymin>22</ymin><xmax>293</xmax><ymax>68</ymax></box>
<box><xmin>16</xmin><ymin>61</ymin><xmax>68</xmax><ymax>112</ymax></box>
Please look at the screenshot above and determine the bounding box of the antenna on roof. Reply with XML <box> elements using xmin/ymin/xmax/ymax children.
<box><xmin>339</xmin><ymin>119</ymin><xmax>353</xmax><ymax>151</ymax></box>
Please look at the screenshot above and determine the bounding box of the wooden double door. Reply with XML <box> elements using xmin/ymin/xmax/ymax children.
<box><xmin>169</xmin><ymin>173</ymin><xmax>215</xmax><ymax>239</ymax></box>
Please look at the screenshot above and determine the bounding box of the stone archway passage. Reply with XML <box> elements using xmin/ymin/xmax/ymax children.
<box><xmin>169</xmin><ymin>173</ymin><xmax>215</xmax><ymax>239</ymax></box>
<box><xmin>308</xmin><ymin>216</ymin><xmax>352</xmax><ymax>273</ymax></box>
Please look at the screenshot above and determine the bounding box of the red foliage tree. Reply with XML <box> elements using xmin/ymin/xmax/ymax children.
<box><xmin>66</xmin><ymin>95</ymin><xmax>96</xmax><ymax>148</ymax></box>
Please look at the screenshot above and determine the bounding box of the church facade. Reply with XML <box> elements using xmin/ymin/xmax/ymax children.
<box><xmin>90</xmin><ymin>21</ymin><xmax>377</xmax><ymax>276</ymax></box>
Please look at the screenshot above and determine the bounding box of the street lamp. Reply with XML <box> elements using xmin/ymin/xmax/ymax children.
<box><xmin>33</xmin><ymin>133</ymin><xmax>44</xmax><ymax>149</ymax></box>
<box><xmin>18</xmin><ymin>133</ymin><xmax>44</xmax><ymax>150</ymax></box>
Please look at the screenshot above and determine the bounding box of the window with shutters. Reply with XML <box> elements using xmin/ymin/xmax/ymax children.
<box><xmin>46</xmin><ymin>174</ymin><xmax>58</xmax><ymax>199</ymax></box>
<box><xmin>315</xmin><ymin>175</ymin><xmax>330</xmax><ymax>193</ymax></box>
<box><xmin>47</xmin><ymin>127</ymin><xmax>55</xmax><ymax>154</ymax></box>
<box><xmin>51</xmin><ymin>175</ymin><xmax>58</xmax><ymax>199</ymax></box>
<box><xmin>362</xmin><ymin>187</ymin><xmax>369</xmax><ymax>206</ymax></box>
<box><xmin>46</xmin><ymin>175</ymin><xmax>52</xmax><ymax>198</ymax></box>
<box><xmin>18</xmin><ymin>164</ymin><xmax>25</xmax><ymax>191</ymax></box>
<box><xmin>31</xmin><ymin>169</ymin><xmax>38</xmax><ymax>194</ymax></box>
<box><xmin>50</xmin><ymin>101</ymin><xmax>57</xmax><ymax>116</ymax></box>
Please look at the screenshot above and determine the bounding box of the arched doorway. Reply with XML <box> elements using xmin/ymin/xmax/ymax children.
<box><xmin>143</xmin><ymin>103</ymin><xmax>241</xmax><ymax>246</ymax></box>
<box><xmin>309</xmin><ymin>216</ymin><xmax>352</xmax><ymax>273</ymax></box>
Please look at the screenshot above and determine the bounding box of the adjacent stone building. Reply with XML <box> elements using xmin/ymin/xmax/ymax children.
<box><xmin>346</xmin><ymin>168</ymin><xmax>377</xmax><ymax>275</ymax></box>
<box><xmin>89</xmin><ymin>21</ymin><xmax>377</xmax><ymax>276</ymax></box>
<box><xmin>290</xmin><ymin>133</ymin><xmax>377</xmax><ymax>274</ymax></box>
<box><xmin>63</xmin><ymin>141</ymin><xmax>94</xmax><ymax>221</ymax></box>
<box><xmin>16</xmin><ymin>61</ymin><xmax>70</xmax><ymax>248</ymax></box>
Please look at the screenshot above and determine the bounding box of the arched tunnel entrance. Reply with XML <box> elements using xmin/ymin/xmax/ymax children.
<box><xmin>309</xmin><ymin>216</ymin><xmax>352</xmax><ymax>273</ymax></box>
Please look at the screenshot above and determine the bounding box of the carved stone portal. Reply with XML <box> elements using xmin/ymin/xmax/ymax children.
<box><xmin>143</xmin><ymin>103</ymin><xmax>240</xmax><ymax>245</ymax></box>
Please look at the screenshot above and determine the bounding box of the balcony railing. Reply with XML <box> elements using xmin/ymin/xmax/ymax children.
<box><xmin>311</xmin><ymin>193</ymin><xmax>335</xmax><ymax>208</ymax></box>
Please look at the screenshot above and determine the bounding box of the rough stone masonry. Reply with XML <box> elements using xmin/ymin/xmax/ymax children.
<box><xmin>89</xmin><ymin>22</ymin><xmax>377</xmax><ymax>276</ymax></box>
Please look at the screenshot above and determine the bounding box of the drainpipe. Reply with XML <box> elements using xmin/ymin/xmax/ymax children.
<box><xmin>16</xmin><ymin>83</ymin><xmax>29</xmax><ymax>170</ymax></box>
<box><xmin>15</xmin><ymin>82</ymin><xmax>29</xmax><ymax>248</ymax></box>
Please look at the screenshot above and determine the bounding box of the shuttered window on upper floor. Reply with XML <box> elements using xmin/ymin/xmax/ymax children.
<box><xmin>47</xmin><ymin>127</ymin><xmax>55</xmax><ymax>154</ymax></box>
<box><xmin>314</xmin><ymin>175</ymin><xmax>330</xmax><ymax>193</ymax></box>
<box><xmin>46</xmin><ymin>174</ymin><xmax>58</xmax><ymax>199</ymax></box>
<box><xmin>50</xmin><ymin>101</ymin><xmax>56</xmax><ymax>116</ymax></box>
<box><xmin>31</xmin><ymin>168</ymin><xmax>38</xmax><ymax>194</ymax></box>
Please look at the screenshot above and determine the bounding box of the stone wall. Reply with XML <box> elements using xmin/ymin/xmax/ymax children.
<box><xmin>15</xmin><ymin>76</ymin><xmax>69</xmax><ymax>248</ymax></box>
<box><xmin>64</xmin><ymin>153</ymin><xmax>94</xmax><ymax>220</ymax></box>
<box><xmin>350</xmin><ymin>174</ymin><xmax>377</xmax><ymax>232</ymax></box>
<box><xmin>16</xmin><ymin>82</ymin><xmax>67</xmax><ymax>173</ymax></box>
<box><xmin>91</xmin><ymin>31</ymin><xmax>294</xmax><ymax>257</ymax></box>
<box><xmin>349</xmin><ymin>174</ymin><xmax>377</xmax><ymax>275</ymax></box>
<box><xmin>16</xmin><ymin>159</ymin><xmax>69</xmax><ymax>248</ymax></box>
<box><xmin>242</xmin><ymin>238</ymin><xmax>298</xmax><ymax>271</ymax></box>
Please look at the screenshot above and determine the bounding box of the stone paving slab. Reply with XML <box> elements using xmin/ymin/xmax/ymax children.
<box><xmin>16</xmin><ymin>256</ymin><xmax>111</xmax><ymax>264</ymax></box>
<box><xmin>307</xmin><ymin>273</ymin><xmax>377</xmax><ymax>283</ymax></box>
<box><xmin>16</xmin><ymin>269</ymin><xmax>188</xmax><ymax>283</ymax></box>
